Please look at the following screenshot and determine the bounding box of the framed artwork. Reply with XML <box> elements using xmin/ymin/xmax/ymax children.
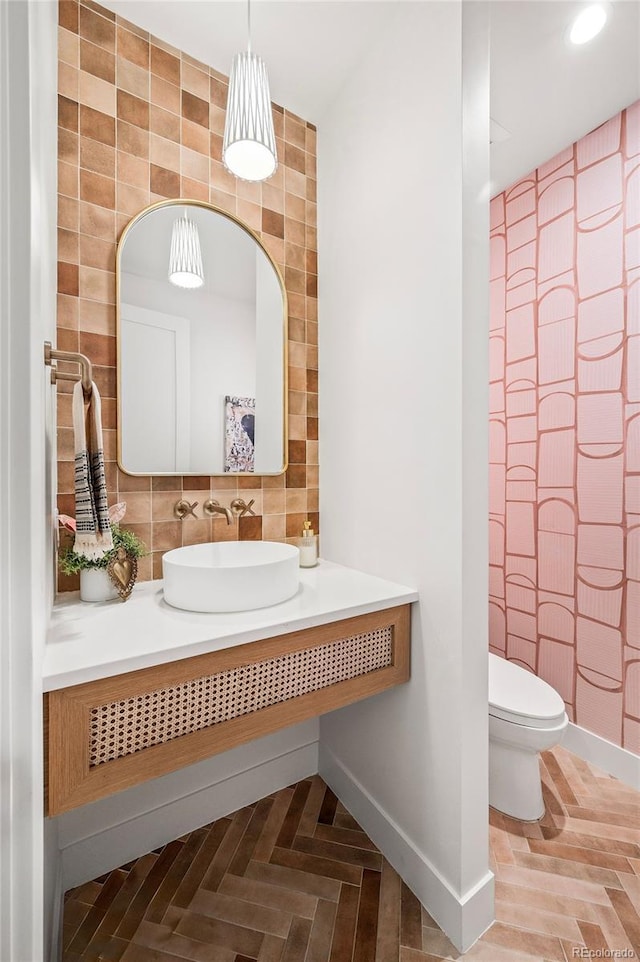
<box><xmin>224</xmin><ymin>396</ymin><xmax>255</xmax><ymax>472</ymax></box>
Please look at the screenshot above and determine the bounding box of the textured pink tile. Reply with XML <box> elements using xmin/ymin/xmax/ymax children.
<box><xmin>539</xmin><ymin>213</ymin><xmax>574</xmax><ymax>281</ymax></box>
<box><xmin>506</xmin><ymin>501</ymin><xmax>536</xmax><ymax>556</ymax></box>
<box><xmin>577</xmin><ymin>618</ymin><xmax>623</xmax><ymax>680</ymax></box>
<box><xmin>628</xmin><ymin>529</ymin><xmax>640</xmax><ymax>581</ymax></box>
<box><xmin>539</xmin><ymin>430</ymin><xmax>575</xmax><ymax>487</ymax></box>
<box><xmin>577</xmin><ymin>349</ymin><xmax>624</xmax><ymax>393</ymax></box>
<box><xmin>577</xmin><ymin>524</ymin><xmax>623</xmax><ymax>570</ymax></box>
<box><xmin>575</xmin><ymin>671</ymin><xmax>623</xmax><ymax>744</ymax></box>
<box><xmin>626</xmin><ymin>663</ymin><xmax>640</xmax><ymax>719</ymax></box>
<box><xmin>489</xmin><ymin>565</ymin><xmax>505</xmax><ymax>599</ymax></box>
<box><xmin>539</xmin><ymin>532</ymin><xmax>575</xmax><ymax>595</ymax></box>
<box><xmin>490</xmin><ymin>464</ymin><xmax>506</xmax><ymax>514</ymax></box>
<box><xmin>538</xmin><ymin>146</ymin><xmax>574</xmax><ymax>181</ymax></box>
<box><xmin>490</xmin><ymin>602</ymin><xmax>507</xmax><ymax>652</ymax></box>
<box><xmin>490</xmin><ymin>519</ymin><xmax>506</xmax><ymax>566</ymax></box>
<box><xmin>576</xmin><ymin>453</ymin><xmax>624</xmax><ymax>524</ymax></box>
<box><xmin>507</xmin><ymin>213</ymin><xmax>537</xmax><ymax>253</ymax></box>
<box><xmin>507</xmin><ymin>441</ymin><xmax>536</xmax><ymax>469</ymax></box>
<box><xmin>538</xmin><ymin>392</ymin><xmax>575</xmax><ymax>431</ymax></box>
<box><xmin>577</xmin><ymin>216</ymin><xmax>624</xmax><ymax>299</ymax></box>
<box><xmin>491</xmin><ymin>194</ymin><xmax>505</xmax><ymax>231</ymax></box>
<box><xmin>539</xmin><ymin>499</ymin><xmax>575</xmax><ymax>534</ymax></box>
<box><xmin>506</xmin><ymin>388</ymin><xmax>536</xmax><ymax>418</ymax></box>
<box><xmin>539</xmin><ymin>602</ymin><xmax>575</xmax><ymax>643</ymax></box>
<box><xmin>577</xmin><ymin>288</ymin><xmax>624</xmax><ymax>342</ymax></box>
<box><xmin>539</xmin><ymin>177</ymin><xmax>574</xmax><ymax>226</ymax></box>
<box><xmin>506</xmin><ymin>187</ymin><xmax>536</xmax><ymax>226</ymax></box>
<box><xmin>627</xmin><ymin>335</ymin><xmax>640</xmax><ymax>402</ymax></box>
<box><xmin>489</xmin><ymin>419</ymin><xmax>506</xmax><ymax>463</ymax></box>
<box><xmin>506</xmin><ymin>582</ymin><xmax>537</xmax><ymax>614</ymax></box>
<box><xmin>490</xmin><ymin>277</ymin><xmax>506</xmax><ymax>330</ymax></box>
<box><xmin>577</xmin><ymin>394</ymin><xmax>623</xmax><ymax>445</ymax></box>
<box><xmin>577</xmin><ymin>115</ymin><xmax>621</xmax><ymax>170</ymax></box>
<box><xmin>577</xmin><ymin>155</ymin><xmax>622</xmax><ymax>225</ymax></box>
<box><xmin>539</xmin><ymin>287</ymin><xmax>575</xmax><ymax>325</ymax></box>
<box><xmin>507</xmin><ymin>608</ymin><xmax>537</xmax><ymax>642</ymax></box>
<box><xmin>539</xmin><ymin>319</ymin><xmax>575</xmax><ymax>384</ymax></box>
<box><xmin>507</xmin><ymin>241</ymin><xmax>536</xmax><ymax>281</ymax></box>
<box><xmin>625</xmin><ymin>166</ymin><xmax>640</xmax><ymax>228</ymax></box>
<box><xmin>490</xmin><ymin>334</ymin><xmax>505</xmax><ymax>382</ymax></box>
<box><xmin>625</xmin><ymin>228</ymin><xmax>640</xmax><ymax>275</ymax></box>
<box><xmin>577</xmin><ymin>581</ymin><xmax>623</xmax><ymax>627</ymax></box>
<box><xmin>539</xmin><ymin>638</ymin><xmax>575</xmax><ymax>701</ymax></box>
<box><xmin>506</xmin><ymin>303</ymin><xmax>535</xmax><ymax>362</ymax></box>
<box><xmin>507</xmin><ymin>636</ymin><xmax>537</xmax><ymax>669</ymax></box>
<box><xmin>626</xmin><ymin>100</ymin><xmax>640</xmax><ymax>159</ymax></box>
<box><xmin>626</xmin><ymin>476</ymin><xmax>640</xmax><ymax>514</ymax></box>
<box><xmin>629</xmin><ymin>280</ymin><xmax>640</xmax><ymax>334</ymax></box>
<box><xmin>507</xmin><ymin>414</ymin><xmax>537</xmax><ymax>444</ymax></box>
<box><xmin>628</xmin><ymin>417</ymin><xmax>640</xmax><ymax>472</ymax></box>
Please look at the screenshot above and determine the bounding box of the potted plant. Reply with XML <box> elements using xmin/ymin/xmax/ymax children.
<box><xmin>58</xmin><ymin>503</ymin><xmax>146</xmax><ymax>602</ymax></box>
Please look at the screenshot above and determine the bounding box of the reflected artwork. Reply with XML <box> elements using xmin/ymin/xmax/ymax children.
<box><xmin>225</xmin><ymin>396</ymin><xmax>255</xmax><ymax>472</ymax></box>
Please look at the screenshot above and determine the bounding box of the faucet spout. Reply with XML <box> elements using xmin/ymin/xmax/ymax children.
<box><xmin>203</xmin><ymin>499</ymin><xmax>234</xmax><ymax>524</ymax></box>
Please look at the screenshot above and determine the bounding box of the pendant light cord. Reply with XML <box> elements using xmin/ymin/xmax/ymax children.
<box><xmin>247</xmin><ymin>0</ymin><xmax>251</xmax><ymax>54</ymax></box>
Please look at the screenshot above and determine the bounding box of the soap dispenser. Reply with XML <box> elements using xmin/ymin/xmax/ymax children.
<box><xmin>298</xmin><ymin>520</ymin><xmax>318</xmax><ymax>568</ymax></box>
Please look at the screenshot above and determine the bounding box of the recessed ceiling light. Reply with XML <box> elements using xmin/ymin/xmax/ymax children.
<box><xmin>569</xmin><ymin>3</ymin><xmax>609</xmax><ymax>45</ymax></box>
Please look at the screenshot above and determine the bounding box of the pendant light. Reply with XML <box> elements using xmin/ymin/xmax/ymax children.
<box><xmin>223</xmin><ymin>0</ymin><xmax>277</xmax><ymax>182</ymax></box>
<box><xmin>168</xmin><ymin>210</ymin><xmax>204</xmax><ymax>289</ymax></box>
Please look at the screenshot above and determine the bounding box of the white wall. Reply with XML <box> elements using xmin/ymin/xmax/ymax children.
<box><xmin>0</xmin><ymin>1</ymin><xmax>59</xmax><ymax>959</ymax></box>
<box><xmin>57</xmin><ymin>720</ymin><xmax>319</xmax><ymax>890</ymax></box>
<box><xmin>317</xmin><ymin>1</ymin><xmax>491</xmax><ymax>952</ymax></box>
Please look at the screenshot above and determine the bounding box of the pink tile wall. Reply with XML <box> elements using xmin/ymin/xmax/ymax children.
<box><xmin>489</xmin><ymin>102</ymin><xmax>640</xmax><ymax>755</ymax></box>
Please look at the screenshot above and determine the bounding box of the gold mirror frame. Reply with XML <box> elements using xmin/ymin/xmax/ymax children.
<box><xmin>115</xmin><ymin>199</ymin><xmax>288</xmax><ymax>477</ymax></box>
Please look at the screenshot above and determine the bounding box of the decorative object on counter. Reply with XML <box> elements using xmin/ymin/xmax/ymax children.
<box><xmin>168</xmin><ymin>209</ymin><xmax>204</xmax><ymax>289</ymax></box>
<box><xmin>298</xmin><ymin>520</ymin><xmax>318</xmax><ymax>568</ymax></box>
<box><xmin>72</xmin><ymin>378</ymin><xmax>112</xmax><ymax>560</ymax></box>
<box><xmin>58</xmin><ymin>503</ymin><xmax>146</xmax><ymax>603</ymax></box>
<box><xmin>202</xmin><ymin>499</ymin><xmax>234</xmax><ymax>524</ymax></box>
<box><xmin>225</xmin><ymin>395</ymin><xmax>255</xmax><ymax>472</ymax></box>
<box><xmin>173</xmin><ymin>499</ymin><xmax>199</xmax><ymax>520</ymax></box>
<box><xmin>107</xmin><ymin>548</ymin><xmax>138</xmax><ymax>602</ymax></box>
<box><xmin>223</xmin><ymin>0</ymin><xmax>278</xmax><ymax>182</ymax></box>
<box><xmin>231</xmin><ymin>497</ymin><xmax>256</xmax><ymax>517</ymax></box>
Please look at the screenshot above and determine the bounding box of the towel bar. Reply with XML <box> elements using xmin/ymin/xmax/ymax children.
<box><xmin>44</xmin><ymin>340</ymin><xmax>93</xmax><ymax>396</ymax></box>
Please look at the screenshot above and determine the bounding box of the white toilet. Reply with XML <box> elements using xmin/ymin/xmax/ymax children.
<box><xmin>489</xmin><ymin>653</ymin><xmax>568</xmax><ymax>821</ymax></box>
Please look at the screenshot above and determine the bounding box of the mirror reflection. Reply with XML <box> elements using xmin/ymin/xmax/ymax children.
<box><xmin>117</xmin><ymin>201</ymin><xmax>287</xmax><ymax>475</ymax></box>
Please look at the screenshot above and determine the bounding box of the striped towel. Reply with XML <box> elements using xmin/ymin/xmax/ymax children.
<box><xmin>72</xmin><ymin>379</ymin><xmax>113</xmax><ymax>559</ymax></box>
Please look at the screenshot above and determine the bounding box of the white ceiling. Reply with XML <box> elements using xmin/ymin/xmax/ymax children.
<box><xmin>100</xmin><ymin>0</ymin><xmax>640</xmax><ymax>193</ymax></box>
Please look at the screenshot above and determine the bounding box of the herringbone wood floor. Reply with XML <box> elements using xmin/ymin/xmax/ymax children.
<box><xmin>63</xmin><ymin>746</ymin><xmax>640</xmax><ymax>961</ymax></box>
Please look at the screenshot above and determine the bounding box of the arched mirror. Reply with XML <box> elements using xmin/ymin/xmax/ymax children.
<box><xmin>116</xmin><ymin>200</ymin><xmax>287</xmax><ymax>475</ymax></box>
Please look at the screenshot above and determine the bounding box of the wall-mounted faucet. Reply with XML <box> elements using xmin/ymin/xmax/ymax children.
<box><xmin>203</xmin><ymin>499</ymin><xmax>234</xmax><ymax>524</ymax></box>
<box><xmin>174</xmin><ymin>499</ymin><xmax>198</xmax><ymax>520</ymax></box>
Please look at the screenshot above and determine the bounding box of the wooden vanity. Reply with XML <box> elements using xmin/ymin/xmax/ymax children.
<box><xmin>44</xmin><ymin>562</ymin><xmax>416</xmax><ymax>815</ymax></box>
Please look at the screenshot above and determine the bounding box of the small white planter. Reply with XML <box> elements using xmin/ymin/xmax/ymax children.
<box><xmin>80</xmin><ymin>568</ymin><xmax>118</xmax><ymax>603</ymax></box>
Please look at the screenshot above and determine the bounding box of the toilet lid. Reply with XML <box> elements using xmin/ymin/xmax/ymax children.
<box><xmin>489</xmin><ymin>654</ymin><xmax>566</xmax><ymax>729</ymax></box>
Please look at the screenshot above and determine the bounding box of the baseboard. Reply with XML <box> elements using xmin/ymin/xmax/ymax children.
<box><xmin>563</xmin><ymin>722</ymin><xmax>640</xmax><ymax>791</ymax></box>
<box><xmin>60</xmin><ymin>738</ymin><xmax>319</xmax><ymax>891</ymax></box>
<box><xmin>318</xmin><ymin>743</ymin><xmax>494</xmax><ymax>954</ymax></box>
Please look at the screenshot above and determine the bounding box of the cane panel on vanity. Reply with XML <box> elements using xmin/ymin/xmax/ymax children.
<box><xmin>45</xmin><ymin>606</ymin><xmax>410</xmax><ymax>815</ymax></box>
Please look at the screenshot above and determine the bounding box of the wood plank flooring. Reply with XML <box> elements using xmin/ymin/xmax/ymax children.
<box><xmin>63</xmin><ymin>746</ymin><xmax>640</xmax><ymax>961</ymax></box>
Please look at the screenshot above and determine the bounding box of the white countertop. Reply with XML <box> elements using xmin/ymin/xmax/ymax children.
<box><xmin>43</xmin><ymin>560</ymin><xmax>418</xmax><ymax>691</ymax></box>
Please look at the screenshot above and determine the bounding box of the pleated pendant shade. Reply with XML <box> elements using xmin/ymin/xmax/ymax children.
<box><xmin>223</xmin><ymin>50</ymin><xmax>278</xmax><ymax>182</ymax></box>
<box><xmin>168</xmin><ymin>212</ymin><xmax>204</xmax><ymax>289</ymax></box>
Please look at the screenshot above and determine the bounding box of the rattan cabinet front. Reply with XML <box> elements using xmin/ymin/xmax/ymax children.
<box><xmin>45</xmin><ymin>605</ymin><xmax>410</xmax><ymax>815</ymax></box>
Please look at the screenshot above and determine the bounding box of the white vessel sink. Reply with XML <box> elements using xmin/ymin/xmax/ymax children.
<box><xmin>162</xmin><ymin>541</ymin><xmax>300</xmax><ymax>613</ymax></box>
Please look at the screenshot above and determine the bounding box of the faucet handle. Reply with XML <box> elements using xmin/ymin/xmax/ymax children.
<box><xmin>231</xmin><ymin>498</ymin><xmax>256</xmax><ymax>517</ymax></box>
<box><xmin>173</xmin><ymin>498</ymin><xmax>198</xmax><ymax>521</ymax></box>
<box><xmin>174</xmin><ymin>499</ymin><xmax>198</xmax><ymax>520</ymax></box>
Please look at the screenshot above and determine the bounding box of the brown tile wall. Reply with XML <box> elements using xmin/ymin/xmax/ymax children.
<box><xmin>56</xmin><ymin>0</ymin><xmax>318</xmax><ymax>591</ymax></box>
